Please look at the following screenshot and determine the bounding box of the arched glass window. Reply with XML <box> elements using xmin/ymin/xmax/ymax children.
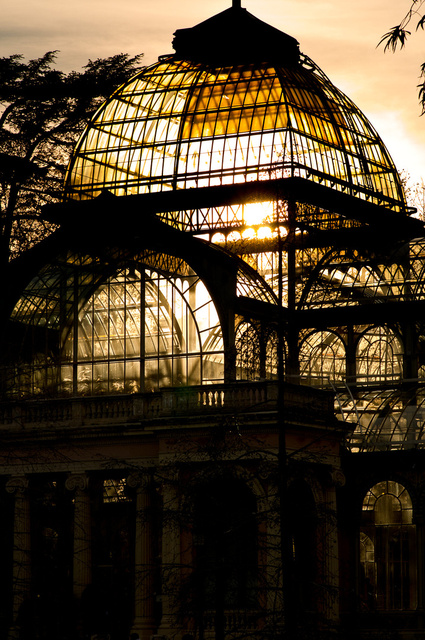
<box><xmin>356</xmin><ymin>326</ymin><xmax>403</xmax><ymax>384</ymax></box>
<box><xmin>62</xmin><ymin>267</ymin><xmax>224</xmax><ymax>394</ymax></box>
<box><xmin>299</xmin><ymin>330</ymin><xmax>346</xmax><ymax>386</ymax></box>
<box><xmin>11</xmin><ymin>259</ymin><xmax>224</xmax><ymax>397</ymax></box>
<box><xmin>360</xmin><ymin>481</ymin><xmax>417</xmax><ymax>611</ymax></box>
<box><xmin>235</xmin><ymin>321</ymin><xmax>260</xmax><ymax>381</ymax></box>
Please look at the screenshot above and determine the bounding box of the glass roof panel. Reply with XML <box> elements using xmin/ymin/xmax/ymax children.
<box><xmin>342</xmin><ymin>386</ymin><xmax>425</xmax><ymax>452</ymax></box>
<box><xmin>65</xmin><ymin>55</ymin><xmax>405</xmax><ymax>214</ymax></box>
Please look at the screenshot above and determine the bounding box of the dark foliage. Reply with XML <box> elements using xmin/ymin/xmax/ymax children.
<box><xmin>0</xmin><ymin>51</ymin><xmax>143</xmax><ymax>264</ymax></box>
<box><xmin>378</xmin><ymin>0</ymin><xmax>425</xmax><ymax>113</ymax></box>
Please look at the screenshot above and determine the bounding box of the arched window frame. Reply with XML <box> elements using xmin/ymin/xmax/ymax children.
<box><xmin>11</xmin><ymin>258</ymin><xmax>225</xmax><ymax>397</ymax></box>
<box><xmin>356</xmin><ymin>326</ymin><xmax>403</xmax><ymax>385</ymax></box>
<box><xmin>63</xmin><ymin>266</ymin><xmax>224</xmax><ymax>395</ymax></box>
<box><xmin>360</xmin><ymin>480</ymin><xmax>417</xmax><ymax>611</ymax></box>
<box><xmin>299</xmin><ymin>329</ymin><xmax>346</xmax><ymax>386</ymax></box>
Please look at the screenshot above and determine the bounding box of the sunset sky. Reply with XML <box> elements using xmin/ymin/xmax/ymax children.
<box><xmin>2</xmin><ymin>0</ymin><xmax>425</xmax><ymax>192</ymax></box>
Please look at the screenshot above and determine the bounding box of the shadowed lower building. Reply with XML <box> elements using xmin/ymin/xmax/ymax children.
<box><xmin>2</xmin><ymin>2</ymin><xmax>425</xmax><ymax>639</ymax></box>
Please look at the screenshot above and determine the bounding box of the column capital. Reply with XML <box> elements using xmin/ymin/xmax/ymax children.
<box><xmin>127</xmin><ymin>470</ymin><xmax>153</xmax><ymax>491</ymax></box>
<box><xmin>329</xmin><ymin>468</ymin><xmax>346</xmax><ymax>488</ymax></box>
<box><xmin>6</xmin><ymin>476</ymin><xmax>29</xmax><ymax>495</ymax></box>
<box><xmin>65</xmin><ymin>473</ymin><xmax>89</xmax><ymax>493</ymax></box>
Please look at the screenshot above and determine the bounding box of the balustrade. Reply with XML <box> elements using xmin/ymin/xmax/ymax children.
<box><xmin>0</xmin><ymin>381</ymin><xmax>332</xmax><ymax>429</ymax></box>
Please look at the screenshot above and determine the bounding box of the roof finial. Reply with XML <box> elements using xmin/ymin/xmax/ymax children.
<box><xmin>232</xmin><ymin>0</ymin><xmax>242</xmax><ymax>9</ymax></box>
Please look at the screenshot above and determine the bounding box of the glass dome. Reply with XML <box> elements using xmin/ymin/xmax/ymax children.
<box><xmin>64</xmin><ymin>7</ymin><xmax>406</xmax><ymax>216</ymax></box>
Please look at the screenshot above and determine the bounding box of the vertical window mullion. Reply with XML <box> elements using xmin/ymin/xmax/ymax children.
<box><xmin>140</xmin><ymin>271</ymin><xmax>146</xmax><ymax>393</ymax></box>
<box><xmin>72</xmin><ymin>267</ymin><xmax>79</xmax><ymax>396</ymax></box>
<box><xmin>123</xmin><ymin>271</ymin><xmax>127</xmax><ymax>390</ymax></box>
<box><xmin>107</xmin><ymin>280</ymin><xmax>111</xmax><ymax>393</ymax></box>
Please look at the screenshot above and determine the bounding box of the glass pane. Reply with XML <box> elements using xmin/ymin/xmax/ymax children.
<box><xmin>124</xmin><ymin>360</ymin><xmax>141</xmax><ymax>393</ymax></box>
<box><xmin>375</xmin><ymin>494</ymin><xmax>401</xmax><ymax>526</ymax></box>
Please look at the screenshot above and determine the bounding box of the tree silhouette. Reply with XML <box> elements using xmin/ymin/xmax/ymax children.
<box><xmin>378</xmin><ymin>0</ymin><xmax>425</xmax><ymax>113</ymax></box>
<box><xmin>0</xmin><ymin>51</ymin><xmax>143</xmax><ymax>265</ymax></box>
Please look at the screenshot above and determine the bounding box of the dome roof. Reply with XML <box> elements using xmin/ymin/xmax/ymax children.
<box><xmin>64</xmin><ymin>4</ymin><xmax>406</xmax><ymax>215</ymax></box>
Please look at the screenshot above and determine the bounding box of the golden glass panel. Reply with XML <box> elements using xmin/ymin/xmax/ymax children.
<box><xmin>65</xmin><ymin>56</ymin><xmax>405</xmax><ymax>213</ymax></box>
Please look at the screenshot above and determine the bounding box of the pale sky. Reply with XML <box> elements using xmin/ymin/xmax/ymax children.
<box><xmin>2</xmin><ymin>0</ymin><xmax>425</xmax><ymax>191</ymax></box>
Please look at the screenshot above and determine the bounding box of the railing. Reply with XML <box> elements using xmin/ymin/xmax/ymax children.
<box><xmin>202</xmin><ymin>609</ymin><xmax>260</xmax><ymax>632</ymax></box>
<box><xmin>0</xmin><ymin>380</ymin><xmax>334</xmax><ymax>429</ymax></box>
